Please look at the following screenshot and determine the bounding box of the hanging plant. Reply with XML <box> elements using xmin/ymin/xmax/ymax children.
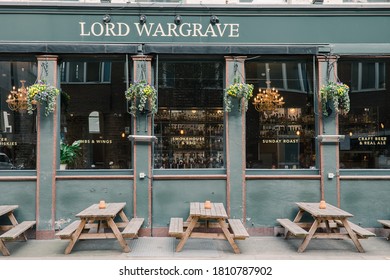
<box><xmin>27</xmin><ymin>80</ymin><xmax>60</xmax><ymax>116</ymax></box>
<box><xmin>320</xmin><ymin>81</ymin><xmax>350</xmax><ymax>117</ymax></box>
<box><xmin>224</xmin><ymin>80</ymin><xmax>254</xmax><ymax>113</ymax></box>
<box><xmin>125</xmin><ymin>80</ymin><xmax>158</xmax><ymax>116</ymax></box>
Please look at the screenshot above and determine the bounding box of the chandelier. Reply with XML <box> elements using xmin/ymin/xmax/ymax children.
<box><xmin>252</xmin><ymin>80</ymin><xmax>285</xmax><ymax>113</ymax></box>
<box><xmin>6</xmin><ymin>80</ymin><xmax>29</xmax><ymax>112</ymax></box>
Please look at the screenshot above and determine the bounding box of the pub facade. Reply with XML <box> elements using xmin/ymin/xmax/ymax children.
<box><xmin>0</xmin><ymin>3</ymin><xmax>390</xmax><ymax>239</ymax></box>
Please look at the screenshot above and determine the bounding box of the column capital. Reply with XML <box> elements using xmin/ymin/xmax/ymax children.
<box><xmin>317</xmin><ymin>55</ymin><xmax>339</xmax><ymax>63</ymax></box>
<box><xmin>132</xmin><ymin>55</ymin><xmax>153</xmax><ymax>62</ymax></box>
<box><xmin>36</xmin><ymin>55</ymin><xmax>59</xmax><ymax>62</ymax></box>
<box><xmin>225</xmin><ymin>56</ymin><xmax>247</xmax><ymax>63</ymax></box>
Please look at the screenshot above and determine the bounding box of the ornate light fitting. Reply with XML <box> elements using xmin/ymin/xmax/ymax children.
<box><xmin>252</xmin><ymin>80</ymin><xmax>285</xmax><ymax>113</ymax></box>
<box><xmin>6</xmin><ymin>80</ymin><xmax>31</xmax><ymax>112</ymax></box>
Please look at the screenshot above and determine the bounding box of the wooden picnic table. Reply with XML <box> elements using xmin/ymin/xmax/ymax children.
<box><xmin>0</xmin><ymin>205</ymin><xmax>36</xmax><ymax>256</ymax></box>
<box><xmin>277</xmin><ymin>202</ymin><xmax>375</xmax><ymax>253</ymax></box>
<box><xmin>56</xmin><ymin>202</ymin><xmax>143</xmax><ymax>254</ymax></box>
<box><xmin>170</xmin><ymin>202</ymin><xmax>249</xmax><ymax>254</ymax></box>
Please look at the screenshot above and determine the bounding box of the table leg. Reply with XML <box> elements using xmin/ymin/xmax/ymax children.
<box><xmin>7</xmin><ymin>212</ymin><xmax>27</xmax><ymax>241</ymax></box>
<box><xmin>341</xmin><ymin>218</ymin><xmax>365</xmax><ymax>253</ymax></box>
<box><xmin>64</xmin><ymin>219</ymin><xmax>87</xmax><ymax>255</ymax></box>
<box><xmin>176</xmin><ymin>216</ymin><xmax>199</xmax><ymax>252</ymax></box>
<box><xmin>298</xmin><ymin>218</ymin><xmax>321</xmax><ymax>253</ymax></box>
<box><xmin>285</xmin><ymin>209</ymin><xmax>305</xmax><ymax>239</ymax></box>
<box><xmin>218</xmin><ymin>218</ymin><xmax>241</xmax><ymax>254</ymax></box>
<box><xmin>118</xmin><ymin>210</ymin><xmax>130</xmax><ymax>223</ymax></box>
<box><xmin>0</xmin><ymin>239</ymin><xmax>10</xmax><ymax>256</ymax></box>
<box><xmin>107</xmin><ymin>218</ymin><xmax>131</xmax><ymax>253</ymax></box>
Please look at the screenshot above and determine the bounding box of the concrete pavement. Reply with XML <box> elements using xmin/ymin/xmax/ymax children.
<box><xmin>2</xmin><ymin>236</ymin><xmax>390</xmax><ymax>260</ymax></box>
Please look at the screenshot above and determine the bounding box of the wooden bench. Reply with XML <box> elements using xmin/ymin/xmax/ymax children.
<box><xmin>55</xmin><ymin>220</ymin><xmax>81</xmax><ymax>239</ymax></box>
<box><xmin>0</xmin><ymin>221</ymin><xmax>36</xmax><ymax>241</ymax></box>
<box><xmin>228</xmin><ymin>219</ymin><xmax>249</xmax><ymax>240</ymax></box>
<box><xmin>168</xmin><ymin>217</ymin><xmax>184</xmax><ymax>238</ymax></box>
<box><xmin>378</xmin><ymin>220</ymin><xmax>390</xmax><ymax>240</ymax></box>
<box><xmin>335</xmin><ymin>220</ymin><xmax>376</xmax><ymax>238</ymax></box>
<box><xmin>378</xmin><ymin>220</ymin><xmax>390</xmax><ymax>228</ymax></box>
<box><xmin>122</xmin><ymin>218</ymin><xmax>144</xmax><ymax>238</ymax></box>
<box><xmin>277</xmin><ymin>218</ymin><xmax>308</xmax><ymax>238</ymax></box>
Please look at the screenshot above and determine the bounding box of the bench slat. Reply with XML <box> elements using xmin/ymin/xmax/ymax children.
<box><xmin>228</xmin><ymin>219</ymin><xmax>249</xmax><ymax>239</ymax></box>
<box><xmin>55</xmin><ymin>220</ymin><xmax>81</xmax><ymax>238</ymax></box>
<box><xmin>0</xmin><ymin>221</ymin><xmax>36</xmax><ymax>240</ymax></box>
<box><xmin>122</xmin><ymin>218</ymin><xmax>144</xmax><ymax>238</ymax></box>
<box><xmin>169</xmin><ymin>217</ymin><xmax>183</xmax><ymax>237</ymax></box>
<box><xmin>335</xmin><ymin>220</ymin><xmax>376</xmax><ymax>238</ymax></box>
<box><xmin>277</xmin><ymin>218</ymin><xmax>308</xmax><ymax>237</ymax></box>
<box><xmin>378</xmin><ymin>220</ymin><xmax>390</xmax><ymax>228</ymax></box>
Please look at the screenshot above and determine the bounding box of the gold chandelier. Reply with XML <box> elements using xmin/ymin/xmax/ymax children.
<box><xmin>6</xmin><ymin>80</ymin><xmax>29</xmax><ymax>112</ymax></box>
<box><xmin>252</xmin><ymin>80</ymin><xmax>285</xmax><ymax>113</ymax></box>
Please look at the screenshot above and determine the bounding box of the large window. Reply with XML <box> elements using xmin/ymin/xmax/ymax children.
<box><xmin>0</xmin><ymin>60</ymin><xmax>37</xmax><ymax>170</ymax></box>
<box><xmin>60</xmin><ymin>61</ymin><xmax>111</xmax><ymax>83</ymax></box>
<box><xmin>246</xmin><ymin>58</ymin><xmax>316</xmax><ymax>169</ymax></box>
<box><xmin>60</xmin><ymin>56</ymin><xmax>131</xmax><ymax>169</ymax></box>
<box><xmin>154</xmin><ymin>58</ymin><xmax>224</xmax><ymax>169</ymax></box>
<box><xmin>338</xmin><ymin>58</ymin><xmax>390</xmax><ymax>169</ymax></box>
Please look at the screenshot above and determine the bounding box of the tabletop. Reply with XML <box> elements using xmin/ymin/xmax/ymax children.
<box><xmin>76</xmin><ymin>202</ymin><xmax>126</xmax><ymax>219</ymax></box>
<box><xmin>0</xmin><ymin>205</ymin><xmax>18</xmax><ymax>217</ymax></box>
<box><xmin>296</xmin><ymin>202</ymin><xmax>354</xmax><ymax>218</ymax></box>
<box><xmin>190</xmin><ymin>202</ymin><xmax>228</xmax><ymax>219</ymax></box>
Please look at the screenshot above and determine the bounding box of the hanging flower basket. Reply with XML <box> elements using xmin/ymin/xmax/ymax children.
<box><xmin>224</xmin><ymin>81</ymin><xmax>254</xmax><ymax>113</ymax></box>
<box><xmin>125</xmin><ymin>80</ymin><xmax>158</xmax><ymax>116</ymax></box>
<box><xmin>27</xmin><ymin>80</ymin><xmax>60</xmax><ymax>116</ymax></box>
<box><xmin>320</xmin><ymin>81</ymin><xmax>350</xmax><ymax>117</ymax></box>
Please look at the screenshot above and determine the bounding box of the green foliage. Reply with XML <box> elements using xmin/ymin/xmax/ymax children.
<box><xmin>27</xmin><ymin>80</ymin><xmax>60</xmax><ymax>116</ymax></box>
<box><xmin>320</xmin><ymin>81</ymin><xmax>350</xmax><ymax>117</ymax></box>
<box><xmin>60</xmin><ymin>140</ymin><xmax>81</xmax><ymax>165</ymax></box>
<box><xmin>224</xmin><ymin>81</ymin><xmax>254</xmax><ymax>113</ymax></box>
<box><xmin>125</xmin><ymin>80</ymin><xmax>158</xmax><ymax>116</ymax></box>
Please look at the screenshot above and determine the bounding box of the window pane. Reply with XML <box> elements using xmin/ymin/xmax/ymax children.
<box><xmin>286</xmin><ymin>63</ymin><xmax>302</xmax><ymax>91</ymax></box>
<box><xmin>154</xmin><ymin>60</ymin><xmax>224</xmax><ymax>169</ymax></box>
<box><xmin>361</xmin><ymin>62</ymin><xmax>376</xmax><ymax>89</ymax></box>
<box><xmin>68</xmin><ymin>62</ymin><xmax>85</xmax><ymax>82</ymax></box>
<box><xmin>60</xmin><ymin>58</ymin><xmax>131</xmax><ymax>169</ymax></box>
<box><xmin>86</xmin><ymin>62</ymin><xmax>100</xmax><ymax>82</ymax></box>
<box><xmin>246</xmin><ymin>59</ymin><xmax>316</xmax><ymax>169</ymax></box>
<box><xmin>0</xmin><ymin>61</ymin><xmax>37</xmax><ymax>170</ymax></box>
<box><xmin>339</xmin><ymin>58</ymin><xmax>390</xmax><ymax>169</ymax></box>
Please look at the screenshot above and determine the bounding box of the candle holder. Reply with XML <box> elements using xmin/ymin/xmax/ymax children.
<box><xmin>99</xmin><ymin>200</ymin><xmax>106</xmax><ymax>209</ymax></box>
<box><xmin>319</xmin><ymin>200</ymin><xmax>326</xmax><ymax>209</ymax></box>
<box><xmin>204</xmin><ymin>200</ymin><xmax>211</xmax><ymax>209</ymax></box>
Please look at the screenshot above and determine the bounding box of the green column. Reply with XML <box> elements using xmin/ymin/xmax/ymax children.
<box><xmin>35</xmin><ymin>55</ymin><xmax>59</xmax><ymax>239</ymax></box>
<box><xmin>225</xmin><ymin>56</ymin><xmax>247</xmax><ymax>221</ymax></box>
<box><xmin>131</xmin><ymin>55</ymin><xmax>153</xmax><ymax>236</ymax></box>
<box><xmin>318</xmin><ymin>55</ymin><xmax>340</xmax><ymax>207</ymax></box>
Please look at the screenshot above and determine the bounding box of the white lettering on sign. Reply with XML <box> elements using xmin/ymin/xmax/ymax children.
<box><xmin>358</xmin><ymin>136</ymin><xmax>387</xmax><ymax>146</ymax></box>
<box><xmin>80</xmin><ymin>22</ymin><xmax>240</xmax><ymax>38</ymax></box>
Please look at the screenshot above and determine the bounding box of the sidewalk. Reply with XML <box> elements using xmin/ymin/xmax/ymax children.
<box><xmin>2</xmin><ymin>236</ymin><xmax>390</xmax><ymax>260</ymax></box>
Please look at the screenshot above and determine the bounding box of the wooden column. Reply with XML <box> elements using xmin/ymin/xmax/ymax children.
<box><xmin>131</xmin><ymin>55</ymin><xmax>153</xmax><ymax>236</ymax></box>
<box><xmin>317</xmin><ymin>55</ymin><xmax>340</xmax><ymax>207</ymax></box>
<box><xmin>224</xmin><ymin>56</ymin><xmax>247</xmax><ymax>221</ymax></box>
<box><xmin>35</xmin><ymin>55</ymin><xmax>59</xmax><ymax>239</ymax></box>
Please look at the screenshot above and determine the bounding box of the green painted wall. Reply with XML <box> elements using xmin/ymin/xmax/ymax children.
<box><xmin>152</xmin><ymin>180</ymin><xmax>226</xmax><ymax>228</ymax></box>
<box><xmin>340</xmin><ymin>180</ymin><xmax>390</xmax><ymax>228</ymax></box>
<box><xmin>246</xmin><ymin>180</ymin><xmax>320</xmax><ymax>227</ymax></box>
<box><xmin>0</xmin><ymin>181</ymin><xmax>36</xmax><ymax>222</ymax></box>
<box><xmin>55</xmin><ymin>179</ymin><xmax>134</xmax><ymax>229</ymax></box>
